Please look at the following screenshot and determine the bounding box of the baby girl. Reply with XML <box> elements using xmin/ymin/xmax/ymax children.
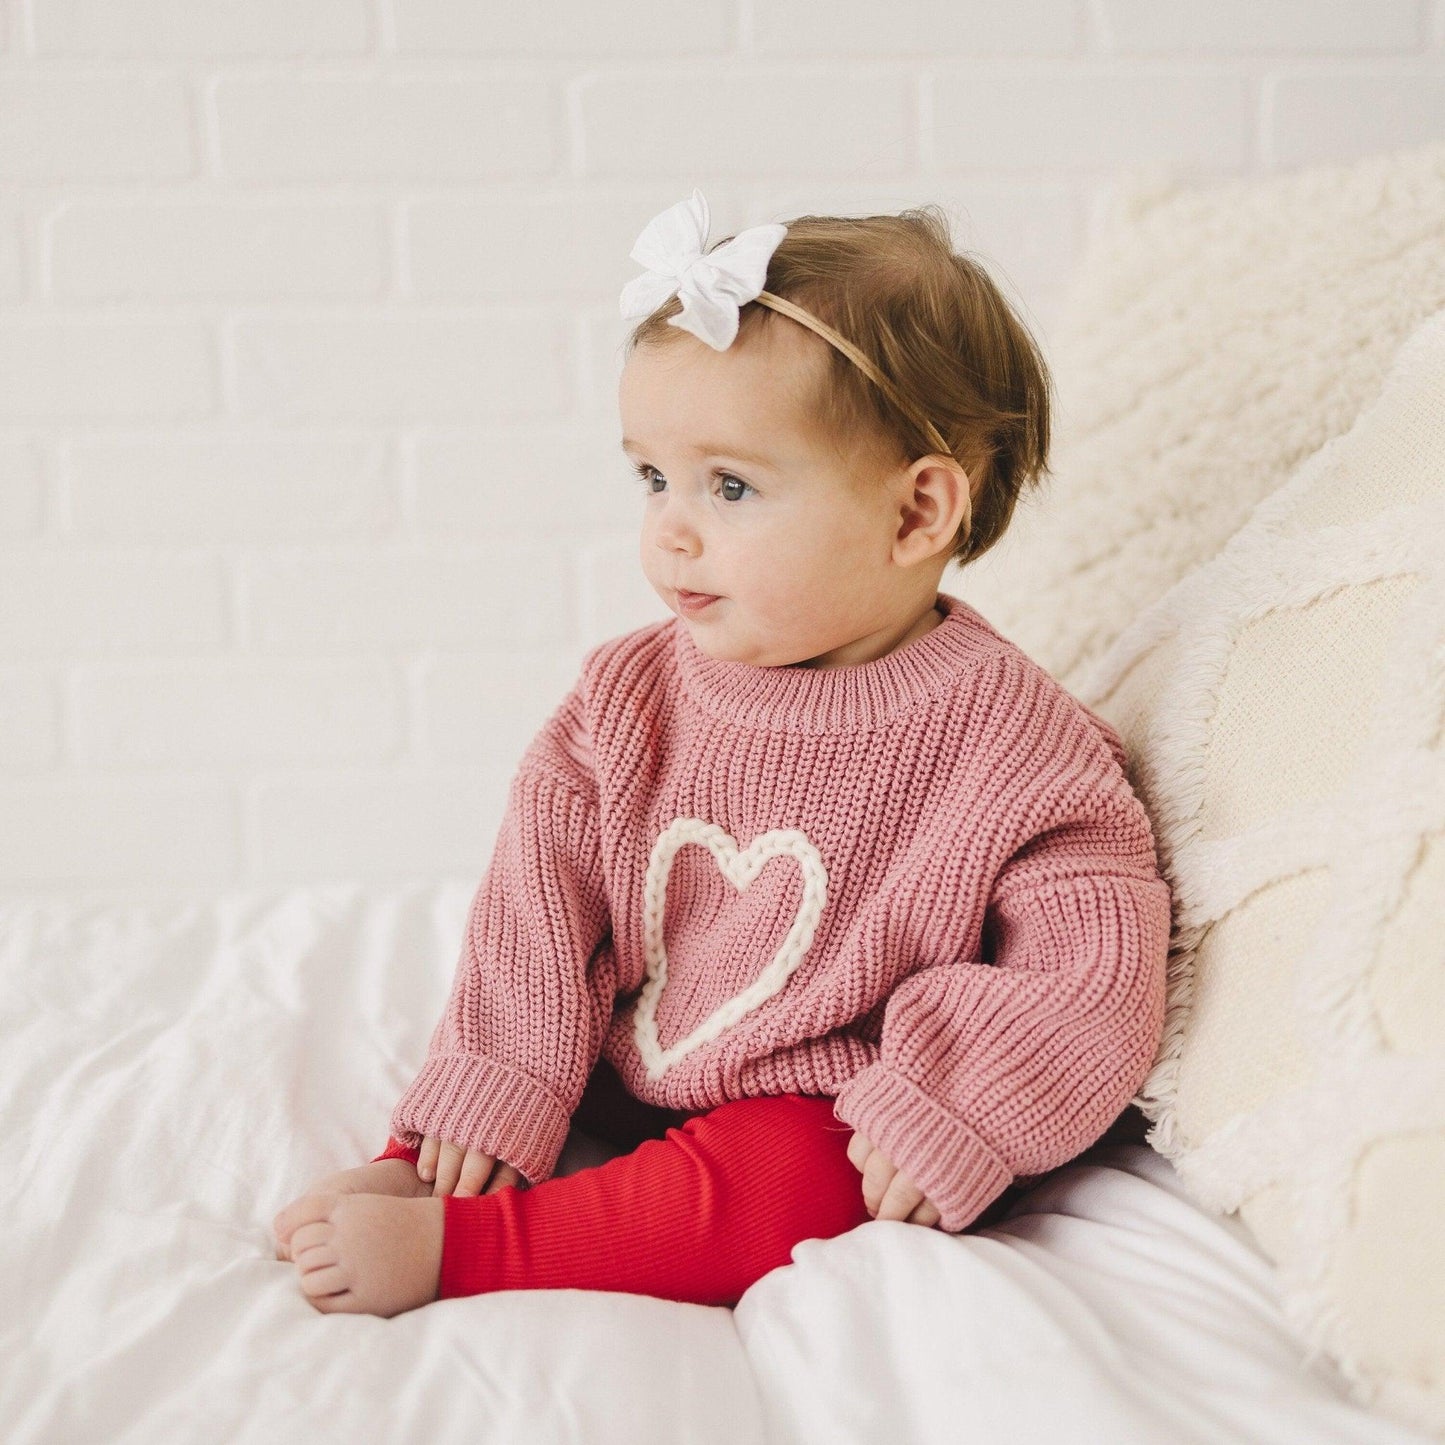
<box><xmin>272</xmin><ymin>188</ymin><xmax>1173</xmax><ymax>1317</ymax></box>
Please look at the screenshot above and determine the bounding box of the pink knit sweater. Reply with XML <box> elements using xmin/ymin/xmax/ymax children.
<box><xmin>383</xmin><ymin>590</ymin><xmax>1173</xmax><ymax>1233</ymax></box>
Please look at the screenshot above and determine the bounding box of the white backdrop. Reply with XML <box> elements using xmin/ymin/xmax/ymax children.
<box><xmin>2</xmin><ymin>0</ymin><xmax>1444</xmax><ymax>897</ymax></box>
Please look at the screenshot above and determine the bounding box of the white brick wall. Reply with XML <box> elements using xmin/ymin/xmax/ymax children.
<box><xmin>1</xmin><ymin>0</ymin><xmax>1443</xmax><ymax>898</ymax></box>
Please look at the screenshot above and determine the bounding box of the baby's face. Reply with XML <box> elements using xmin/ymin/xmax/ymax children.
<box><xmin>618</xmin><ymin>323</ymin><xmax>912</xmax><ymax>669</ymax></box>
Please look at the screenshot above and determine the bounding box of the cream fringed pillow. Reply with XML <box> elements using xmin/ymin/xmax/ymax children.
<box><xmin>954</xmin><ymin>138</ymin><xmax>1445</xmax><ymax>698</ymax></box>
<box><xmin>1070</xmin><ymin>307</ymin><xmax>1445</xmax><ymax>1439</ymax></box>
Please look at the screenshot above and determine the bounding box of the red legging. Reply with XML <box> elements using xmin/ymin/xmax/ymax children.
<box><xmin>371</xmin><ymin>1060</ymin><xmax>871</xmax><ymax>1308</ymax></box>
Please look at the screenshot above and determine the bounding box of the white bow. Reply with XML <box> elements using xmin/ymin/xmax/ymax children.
<box><xmin>619</xmin><ymin>188</ymin><xmax>788</xmax><ymax>351</ymax></box>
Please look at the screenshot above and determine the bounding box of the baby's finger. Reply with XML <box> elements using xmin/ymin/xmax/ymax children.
<box><xmin>875</xmin><ymin>1171</ymin><xmax>925</xmax><ymax>1224</ymax></box>
<box><xmin>431</xmin><ymin>1140</ymin><xmax>466</xmax><ymax>1196</ymax></box>
<box><xmin>860</xmin><ymin>1153</ymin><xmax>896</xmax><ymax>1218</ymax></box>
<box><xmin>846</xmin><ymin>1131</ymin><xmax>873</xmax><ymax>1173</ymax></box>
<box><xmin>907</xmin><ymin>1198</ymin><xmax>942</xmax><ymax>1228</ymax></box>
<box><xmin>417</xmin><ymin>1135</ymin><xmax>441</xmax><ymax>1184</ymax></box>
<box><xmin>451</xmin><ymin>1149</ymin><xmax>497</xmax><ymax>1198</ymax></box>
<box><xmin>483</xmin><ymin>1162</ymin><xmax>523</xmax><ymax>1195</ymax></box>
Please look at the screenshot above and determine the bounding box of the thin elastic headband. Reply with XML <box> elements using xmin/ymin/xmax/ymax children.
<box><xmin>752</xmin><ymin>290</ymin><xmax>972</xmax><ymax>542</ymax></box>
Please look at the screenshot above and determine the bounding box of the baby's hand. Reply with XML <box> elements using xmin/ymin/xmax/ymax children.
<box><xmin>417</xmin><ymin>1133</ymin><xmax>526</xmax><ymax>1198</ymax></box>
<box><xmin>846</xmin><ymin>1131</ymin><xmax>942</xmax><ymax>1228</ymax></box>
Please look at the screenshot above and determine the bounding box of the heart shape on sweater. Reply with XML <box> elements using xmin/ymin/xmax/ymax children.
<box><xmin>631</xmin><ymin>817</ymin><xmax>829</xmax><ymax>1081</ymax></box>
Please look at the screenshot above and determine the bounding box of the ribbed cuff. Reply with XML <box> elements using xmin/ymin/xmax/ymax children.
<box><xmin>831</xmin><ymin>1063</ymin><xmax>1013</xmax><ymax>1233</ymax></box>
<box><xmin>387</xmin><ymin>1052</ymin><xmax>572</xmax><ymax>1189</ymax></box>
<box><xmin>438</xmin><ymin>1191</ymin><xmax>508</xmax><ymax>1299</ymax></box>
<box><xmin>371</xmin><ymin>1135</ymin><xmax>421</xmax><ymax>1165</ymax></box>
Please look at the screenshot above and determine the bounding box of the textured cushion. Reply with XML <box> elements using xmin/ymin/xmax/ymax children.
<box><xmin>1068</xmin><ymin>305</ymin><xmax>1445</xmax><ymax>1438</ymax></box>
<box><xmin>955</xmin><ymin>138</ymin><xmax>1445</xmax><ymax>699</ymax></box>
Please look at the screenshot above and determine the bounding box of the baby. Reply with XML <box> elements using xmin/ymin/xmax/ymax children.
<box><xmin>273</xmin><ymin>188</ymin><xmax>1173</xmax><ymax>1317</ymax></box>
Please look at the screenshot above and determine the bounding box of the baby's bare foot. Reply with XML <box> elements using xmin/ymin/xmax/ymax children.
<box><xmin>311</xmin><ymin>1158</ymin><xmax>430</xmax><ymax>1200</ymax></box>
<box><xmin>274</xmin><ymin>1160</ymin><xmax>428</xmax><ymax>1260</ymax></box>
<box><xmin>274</xmin><ymin>1192</ymin><xmax>445</xmax><ymax>1317</ymax></box>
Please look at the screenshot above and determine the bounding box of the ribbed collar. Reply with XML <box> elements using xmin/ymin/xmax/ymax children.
<box><xmin>672</xmin><ymin>590</ymin><xmax>998</xmax><ymax>734</ymax></box>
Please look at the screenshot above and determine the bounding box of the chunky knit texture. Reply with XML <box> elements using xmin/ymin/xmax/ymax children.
<box><xmin>383</xmin><ymin>590</ymin><xmax>1174</xmax><ymax>1233</ymax></box>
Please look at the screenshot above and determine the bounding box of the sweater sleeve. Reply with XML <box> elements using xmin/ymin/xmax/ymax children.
<box><xmin>831</xmin><ymin>733</ymin><xmax>1173</xmax><ymax>1235</ymax></box>
<box><xmin>372</xmin><ymin>678</ymin><xmax>615</xmax><ymax>1188</ymax></box>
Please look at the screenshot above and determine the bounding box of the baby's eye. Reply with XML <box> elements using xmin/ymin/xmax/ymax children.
<box><xmin>629</xmin><ymin>463</ymin><xmax>754</xmax><ymax>502</ymax></box>
<box><xmin>716</xmin><ymin>474</ymin><xmax>752</xmax><ymax>502</ymax></box>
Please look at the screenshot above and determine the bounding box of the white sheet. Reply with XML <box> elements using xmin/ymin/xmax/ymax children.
<box><xmin>0</xmin><ymin>881</ymin><xmax>1431</xmax><ymax>1445</ymax></box>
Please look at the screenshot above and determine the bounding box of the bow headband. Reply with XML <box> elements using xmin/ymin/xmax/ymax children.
<box><xmin>619</xmin><ymin>188</ymin><xmax>963</xmax><ymax>490</ymax></box>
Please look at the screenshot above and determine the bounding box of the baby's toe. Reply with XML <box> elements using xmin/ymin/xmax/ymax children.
<box><xmin>273</xmin><ymin>1191</ymin><xmax>339</xmax><ymax>1252</ymax></box>
<box><xmin>299</xmin><ymin>1261</ymin><xmax>350</xmax><ymax>1303</ymax></box>
<box><xmin>290</xmin><ymin>1220</ymin><xmax>334</xmax><ymax>1264</ymax></box>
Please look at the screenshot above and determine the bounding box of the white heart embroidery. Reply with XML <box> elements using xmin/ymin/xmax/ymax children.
<box><xmin>632</xmin><ymin>817</ymin><xmax>829</xmax><ymax>1081</ymax></box>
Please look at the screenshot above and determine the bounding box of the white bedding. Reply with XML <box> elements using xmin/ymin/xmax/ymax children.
<box><xmin>0</xmin><ymin>881</ymin><xmax>1432</xmax><ymax>1445</ymax></box>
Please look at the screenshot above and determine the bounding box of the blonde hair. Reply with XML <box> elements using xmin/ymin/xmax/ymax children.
<box><xmin>622</xmin><ymin>204</ymin><xmax>1054</xmax><ymax>568</ymax></box>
